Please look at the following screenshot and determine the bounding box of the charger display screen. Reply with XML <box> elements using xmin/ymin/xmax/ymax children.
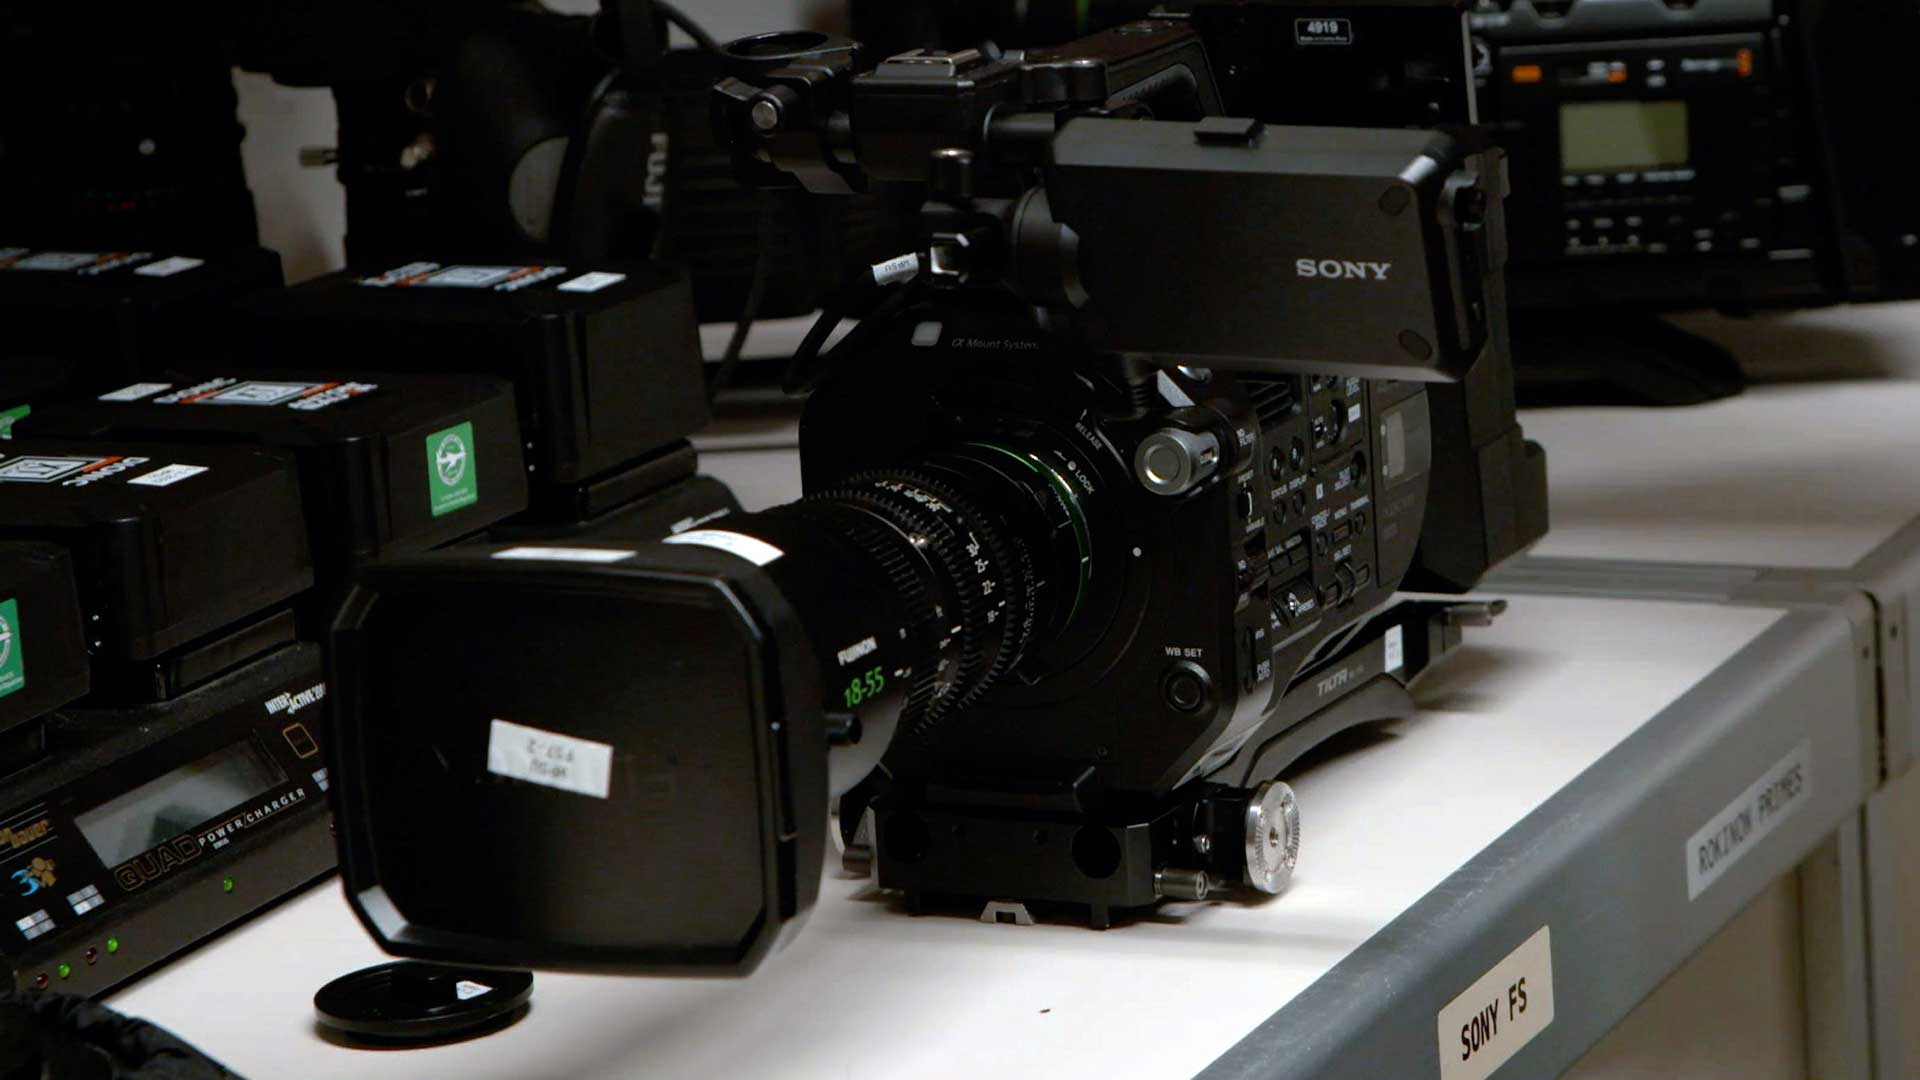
<box><xmin>1560</xmin><ymin>100</ymin><xmax>1690</xmax><ymax>173</ymax></box>
<box><xmin>75</xmin><ymin>739</ymin><xmax>287</xmax><ymax>867</ymax></box>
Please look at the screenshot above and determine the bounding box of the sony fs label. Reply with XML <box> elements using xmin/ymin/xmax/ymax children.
<box><xmin>426</xmin><ymin>421</ymin><xmax>478</xmax><ymax>518</ymax></box>
<box><xmin>0</xmin><ymin>598</ymin><xmax>23</xmax><ymax>700</ymax></box>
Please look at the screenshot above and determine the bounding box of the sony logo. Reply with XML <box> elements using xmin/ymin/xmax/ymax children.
<box><xmin>1296</xmin><ymin>259</ymin><xmax>1393</xmax><ymax>282</ymax></box>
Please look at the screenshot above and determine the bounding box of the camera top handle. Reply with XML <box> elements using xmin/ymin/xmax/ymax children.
<box><xmin>712</xmin><ymin>19</ymin><xmax>1500</xmax><ymax>383</ymax></box>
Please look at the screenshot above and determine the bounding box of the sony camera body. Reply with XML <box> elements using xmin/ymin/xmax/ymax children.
<box><xmin>327</xmin><ymin>7</ymin><xmax>1546</xmax><ymax>972</ymax></box>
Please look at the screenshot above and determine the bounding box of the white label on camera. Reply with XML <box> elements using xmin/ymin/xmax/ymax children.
<box><xmin>491</xmin><ymin>546</ymin><xmax>636</xmax><ymax>564</ymax></box>
<box><xmin>98</xmin><ymin>382</ymin><xmax>173</xmax><ymax>402</ymax></box>
<box><xmin>871</xmin><ymin>253</ymin><xmax>921</xmax><ymax>286</ymax></box>
<box><xmin>1384</xmin><ymin>625</ymin><xmax>1404</xmax><ymax>673</ymax></box>
<box><xmin>663</xmin><ymin>530</ymin><xmax>783</xmax><ymax>567</ymax></box>
<box><xmin>557</xmin><ymin>271</ymin><xmax>627</xmax><ymax>294</ymax></box>
<box><xmin>487</xmin><ymin>719</ymin><xmax>613</xmax><ymax>800</ymax></box>
<box><xmin>133</xmin><ymin>255</ymin><xmax>205</xmax><ymax>278</ymax></box>
<box><xmin>126</xmin><ymin>464</ymin><xmax>208</xmax><ymax>488</ymax></box>
<box><xmin>455</xmin><ymin>980</ymin><xmax>493</xmax><ymax>1001</ymax></box>
<box><xmin>1686</xmin><ymin>740</ymin><xmax>1811</xmax><ymax>900</ymax></box>
<box><xmin>1437</xmin><ymin>926</ymin><xmax>1555</xmax><ymax>1080</ymax></box>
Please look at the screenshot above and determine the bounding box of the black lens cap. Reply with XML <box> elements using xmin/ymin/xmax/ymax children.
<box><xmin>314</xmin><ymin>962</ymin><xmax>534</xmax><ymax>1046</ymax></box>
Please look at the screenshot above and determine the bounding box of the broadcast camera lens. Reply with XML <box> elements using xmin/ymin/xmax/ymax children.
<box><xmin>333</xmin><ymin>440</ymin><xmax>1094</xmax><ymax>973</ymax></box>
<box><xmin>681</xmin><ymin>440</ymin><xmax>1095</xmax><ymax>757</ymax></box>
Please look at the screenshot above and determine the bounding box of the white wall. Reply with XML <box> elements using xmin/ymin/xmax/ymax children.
<box><xmin>234</xmin><ymin>0</ymin><xmax>843</xmax><ymax>282</ymax></box>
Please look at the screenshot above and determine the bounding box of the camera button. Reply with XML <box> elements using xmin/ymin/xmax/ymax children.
<box><xmin>1163</xmin><ymin>663</ymin><xmax>1211</xmax><ymax>713</ymax></box>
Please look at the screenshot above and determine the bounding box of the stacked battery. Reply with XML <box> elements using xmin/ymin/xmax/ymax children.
<box><xmin>245</xmin><ymin>259</ymin><xmax>733</xmax><ymax>530</ymax></box>
<box><xmin>0</xmin><ymin>246</ymin><xmax>738</xmax><ymax>994</ymax></box>
<box><xmin>0</xmin><ymin>246</ymin><xmax>282</xmax><ymax>421</ymax></box>
<box><xmin>20</xmin><ymin>371</ymin><xmax>529</xmax><ymax>610</ymax></box>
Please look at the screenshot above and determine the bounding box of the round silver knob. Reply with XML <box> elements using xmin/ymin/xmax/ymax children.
<box><xmin>750</xmin><ymin>98</ymin><xmax>783</xmax><ymax>132</ymax></box>
<box><xmin>1154</xmin><ymin>867</ymin><xmax>1211</xmax><ymax>901</ymax></box>
<box><xmin>1134</xmin><ymin>428</ymin><xmax>1221</xmax><ymax>496</ymax></box>
<box><xmin>1244</xmin><ymin>780</ymin><xmax>1300</xmax><ymax>895</ymax></box>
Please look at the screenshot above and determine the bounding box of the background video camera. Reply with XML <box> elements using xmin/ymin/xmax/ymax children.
<box><xmin>325</xmin><ymin>9</ymin><xmax>1547</xmax><ymax>974</ymax></box>
<box><xmin>239</xmin><ymin>0</ymin><xmax>912</xmax><ymax>339</ymax></box>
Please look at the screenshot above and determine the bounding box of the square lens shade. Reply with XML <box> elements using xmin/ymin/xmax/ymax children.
<box><xmin>345</xmin><ymin>580</ymin><xmax>774</xmax><ymax>967</ymax></box>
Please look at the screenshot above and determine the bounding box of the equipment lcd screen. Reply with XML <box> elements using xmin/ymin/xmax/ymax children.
<box><xmin>75</xmin><ymin>739</ymin><xmax>287</xmax><ymax>866</ymax></box>
<box><xmin>1559</xmin><ymin>101</ymin><xmax>1690</xmax><ymax>173</ymax></box>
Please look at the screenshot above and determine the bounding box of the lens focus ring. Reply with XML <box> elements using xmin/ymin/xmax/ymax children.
<box><xmin>815</xmin><ymin>470</ymin><xmax>1034</xmax><ymax>737</ymax></box>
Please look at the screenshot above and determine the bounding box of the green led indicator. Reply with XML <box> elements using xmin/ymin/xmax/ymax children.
<box><xmin>222</xmin><ymin>877</ymin><xmax>235</xmax><ymax>894</ymax></box>
<box><xmin>105</xmin><ymin>938</ymin><xmax>120</xmax><ymax>954</ymax></box>
<box><xmin>56</xmin><ymin>963</ymin><xmax>70</xmax><ymax>980</ymax></box>
<box><xmin>842</xmin><ymin>666</ymin><xmax>885</xmax><ymax>709</ymax></box>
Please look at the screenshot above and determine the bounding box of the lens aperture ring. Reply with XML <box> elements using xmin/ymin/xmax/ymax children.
<box><xmin>862</xmin><ymin>469</ymin><xmax>1033</xmax><ymax>710</ymax></box>
<box><xmin>819</xmin><ymin>470</ymin><xmax>1030</xmax><ymax>736</ymax></box>
<box><xmin>810</xmin><ymin>504</ymin><xmax>952</xmax><ymax>728</ymax></box>
<box><xmin>815</xmin><ymin>482</ymin><xmax>989</xmax><ymax>729</ymax></box>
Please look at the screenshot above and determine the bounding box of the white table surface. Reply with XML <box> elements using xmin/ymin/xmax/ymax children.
<box><xmin>1522</xmin><ymin>378</ymin><xmax>1920</xmax><ymax>569</ymax></box>
<box><xmin>109</xmin><ymin>593</ymin><xmax>1782</xmax><ymax>1079</ymax></box>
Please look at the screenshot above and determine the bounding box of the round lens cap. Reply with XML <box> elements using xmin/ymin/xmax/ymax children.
<box><xmin>314</xmin><ymin>962</ymin><xmax>533</xmax><ymax>1046</ymax></box>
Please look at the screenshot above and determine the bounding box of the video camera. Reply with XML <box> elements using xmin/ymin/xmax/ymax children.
<box><xmin>237</xmin><ymin>0</ymin><xmax>908</xmax><ymax>329</ymax></box>
<box><xmin>324</xmin><ymin>7</ymin><xmax>1546</xmax><ymax>973</ymax></box>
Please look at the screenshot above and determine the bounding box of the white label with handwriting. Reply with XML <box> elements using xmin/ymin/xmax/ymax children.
<box><xmin>487</xmin><ymin>719</ymin><xmax>612</xmax><ymax>799</ymax></box>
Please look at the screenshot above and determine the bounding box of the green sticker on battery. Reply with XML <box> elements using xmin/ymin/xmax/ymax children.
<box><xmin>0</xmin><ymin>404</ymin><xmax>29</xmax><ymax>440</ymax></box>
<box><xmin>426</xmin><ymin>421</ymin><xmax>478</xmax><ymax>517</ymax></box>
<box><xmin>0</xmin><ymin>598</ymin><xmax>23</xmax><ymax>700</ymax></box>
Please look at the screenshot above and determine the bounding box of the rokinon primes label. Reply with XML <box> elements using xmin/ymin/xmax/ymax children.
<box><xmin>0</xmin><ymin>598</ymin><xmax>23</xmax><ymax>700</ymax></box>
<box><xmin>1686</xmin><ymin>740</ymin><xmax>1811</xmax><ymax>900</ymax></box>
<box><xmin>426</xmin><ymin>421</ymin><xmax>478</xmax><ymax>518</ymax></box>
<box><xmin>1437</xmin><ymin>926</ymin><xmax>1555</xmax><ymax>1080</ymax></box>
<box><xmin>487</xmin><ymin>719</ymin><xmax>613</xmax><ymax>799</ymax></box>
